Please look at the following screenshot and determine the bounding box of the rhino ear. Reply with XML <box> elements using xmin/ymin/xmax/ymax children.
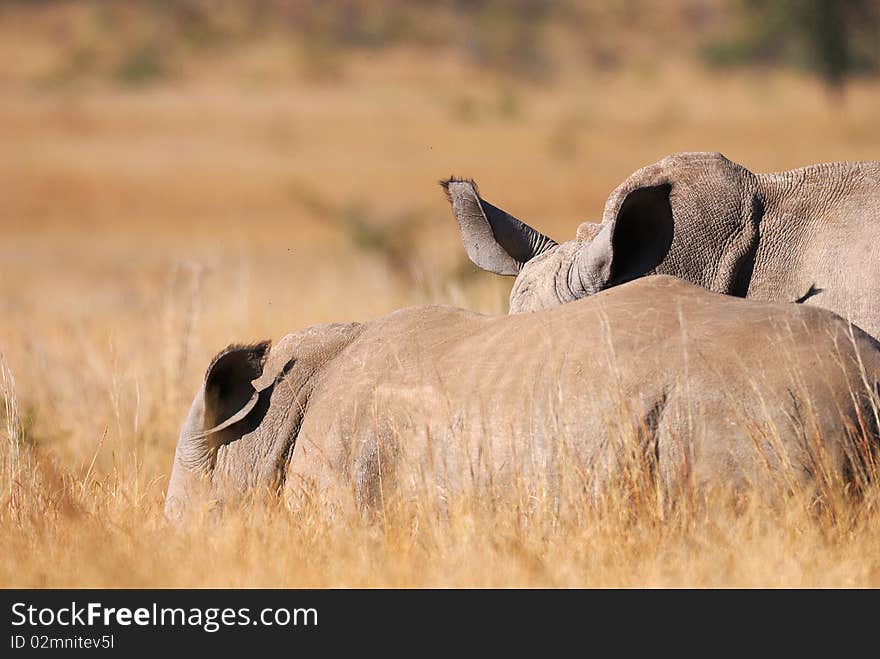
<box><xmin>440</xmin><ymin>177</ymin><xmax>557</xmax><ymax>276</ymax></box>
<box><xmin>199</xmin><ymin>341</ymin><xmax>271</xmax><ymax>439</ymax></box>
<box><xmin>577</xmin><ymin>184</ymin><xmax>674</xmax><ymax>290</ymax></box>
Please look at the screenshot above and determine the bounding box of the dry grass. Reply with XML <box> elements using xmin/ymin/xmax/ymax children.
<box><xmin>3</xmin><ymin>3</ymin><xmax>880</xmax><ymax>587</ymax></box>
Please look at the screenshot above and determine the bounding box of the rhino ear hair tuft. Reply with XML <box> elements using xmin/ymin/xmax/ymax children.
<box><xmin>439</xmin><ymin>176</ymin><xmax>481</xmax><ymax>205</ymax></box>
<box><xmin>204</xmin><ymin>341</ymin><xmax>271</xmax><ymax>385</ymax></box>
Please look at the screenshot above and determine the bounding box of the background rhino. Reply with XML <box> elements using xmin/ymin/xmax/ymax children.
<box><xmin>443</xmin><ymin>152</ymin><xmax>880</xmax><ymax>338</ymax></box>
<box><xmin>166</xmin><ymin>276</ymin><xmax>880</xmax><ymax>518</ymax></box>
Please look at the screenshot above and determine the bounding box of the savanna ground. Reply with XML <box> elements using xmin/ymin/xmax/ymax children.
<box><xmin>2</xmin><ymin>1</ymin><xmax>880</xmax><ymax>587</ymax></box>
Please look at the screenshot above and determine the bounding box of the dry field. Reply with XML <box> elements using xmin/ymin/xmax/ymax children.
<box><xmin>3</xmin><ymin>3</ymin><xmax>880</xmax><ymax>587</ymax></box>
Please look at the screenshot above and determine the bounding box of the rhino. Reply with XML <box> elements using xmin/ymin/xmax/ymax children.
<box><xmin>165</xmin><ymin>276</ymin><xmax>880</xmax><ymax>517</ymax></box>
<box><xmin>443</xmin><ymin>152</ymin><xmax>880</xmax><ymax>338</ymax></box>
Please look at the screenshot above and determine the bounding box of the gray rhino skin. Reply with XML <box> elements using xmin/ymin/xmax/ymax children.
<box><xmin>166</xmin><ymin>276</ymin><xmax>880</xmax><ymax>517</ymax></box>
<box><xmin>443</xmin><ymin>152</ymin><xmax>880</xmax><ymax>338</ymax></box>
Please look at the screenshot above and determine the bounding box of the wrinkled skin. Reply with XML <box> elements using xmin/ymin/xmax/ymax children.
<box><xmin>442</xmin><ymin>152</ymin><xmax>880</xmax><ymax>338</ymax></box>
<box><xmin>166</xmin><ymin>277</ymin><xmax>880</xmax><ymax>518</ymax></box>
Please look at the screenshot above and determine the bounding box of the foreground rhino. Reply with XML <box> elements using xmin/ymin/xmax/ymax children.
<box><xmin>166</xmin><ymin>276</ymin><xmax>880</xmax><ymax>517</ymax></box>
<box><xmin>443</xmin><ymin>152</ymin><xmax>880</xmax><ymax>337</ymax></box>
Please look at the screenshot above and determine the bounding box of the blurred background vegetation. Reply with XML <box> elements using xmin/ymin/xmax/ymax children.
<box><xmin>3</xmin><ymin>0</ymin><xmax>878</xmax><ymax>90</ymax></box>
<box><xmin>705</xmin><ymin>0</ymin><xmax>880</xmax><ymax>91</ymax></box>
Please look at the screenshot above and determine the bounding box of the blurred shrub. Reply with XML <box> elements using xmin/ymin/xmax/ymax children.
<box><xmin>288</xmin><ymin>180</ymin><xmax>430</xmax><ymax>287</ymax></box>
<box><xmin>448</xmin><ymin>86</ymin><xmax>525</xmax><ymax>123</ymax></box>
<box><xmin>455</xmin><ymin>0</ymin><xmax>554</xmax><ymax>80</ymax></box>
<box><xmin>703</xmin><ymin>0</ymin><xmax>880</xmax><ymax>89</ymax></box>
<box><xmin>115</xmin><ymin>45</ymin><xmax>170</xmax><ymax>85</ymax></box>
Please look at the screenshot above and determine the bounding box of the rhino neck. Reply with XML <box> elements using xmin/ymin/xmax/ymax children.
<box><xmin>747</xmin><ymin>166</ymin><xmax>854</xmax><ymax>302</ymax></box>
<box><xmin>756</xmin><ymin>161</ymin><xmax>871</xmax><ymax>224</ymax></box>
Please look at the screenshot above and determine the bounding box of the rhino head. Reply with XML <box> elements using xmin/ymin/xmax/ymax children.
<box><xmin>442</xmin><ymin>153</ymin><xmax>766</xmax><ymax>313</ymax></box>
<box><xmin>441</xmin><ymin>177</ymin><xmax>674</xmax><ymax>313</ymax></box>
<box><xmin>165</xmin><ymin>323</ymin><xmax>365</xmax><ymax>519</ymax></box>
<box><xmin>164</xmin><ymin>341</ymin><xmax>272</xmax><ymax>519</ymax></box>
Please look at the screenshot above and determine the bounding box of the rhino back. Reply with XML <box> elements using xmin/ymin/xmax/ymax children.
<box><xmin>285</xmin><ymin>277</ymin><xmax>880</xmax><ymax>506</ymax></box>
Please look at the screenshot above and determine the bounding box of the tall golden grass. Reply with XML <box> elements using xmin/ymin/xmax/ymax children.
<box><xmin>3</xmin><ymin>2</ymin><xmax>880</xmax><ymax>587</ymax></box>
